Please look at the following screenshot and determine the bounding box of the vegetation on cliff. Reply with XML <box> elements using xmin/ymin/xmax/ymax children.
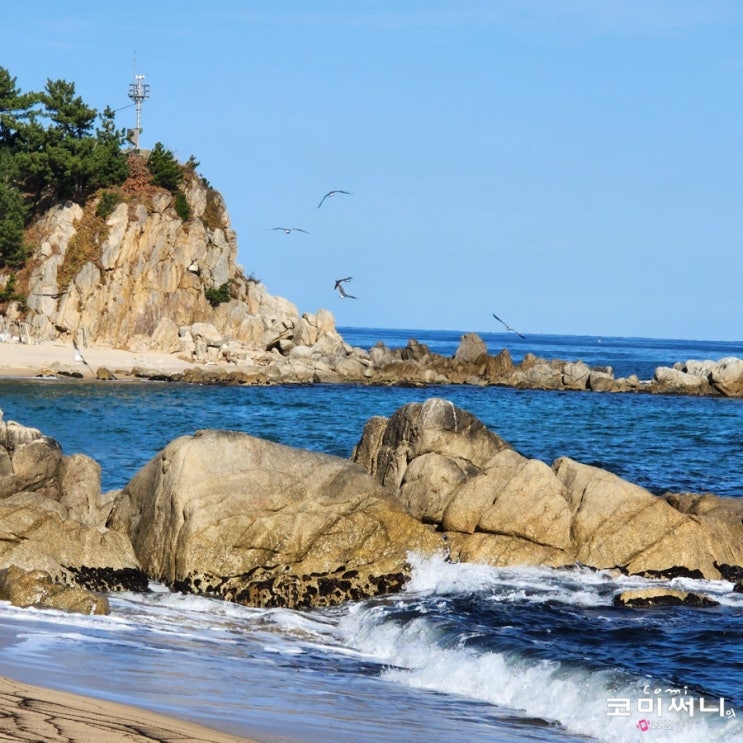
<box><xmin>0</xmin><ymin>66</ymin><xmax>213</xmax><ymax>313</ymax></box>
<box><xmin>0</xmin><ymin>67</ymin><xmax>128</xmax><ymax>268</ymax></box>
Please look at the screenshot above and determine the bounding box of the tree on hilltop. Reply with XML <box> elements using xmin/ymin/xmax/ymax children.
<box><xmin>147</xmin><ymin>141</ymin><xmax>183</xmax><ymax>192</ymax></box>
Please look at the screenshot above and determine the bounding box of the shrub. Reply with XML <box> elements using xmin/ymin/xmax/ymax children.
<box><xmin>95</xmin><ymin>189</ymin><xmax>122</xmax><ymax>218</ymax></box>
<box><xmin>205</xmin><ymin>282</ymin><xmax>231</xmax><ymax>307</ymax></box>
<box><xmin>0</xmin><ymin>274</ymin><xmax>25</xmax><ymax>305</ymax></box>
<box><xmin>175</xmin><ymin>189</ymin><xmax>190</xmax><ymax>221</ymax></box>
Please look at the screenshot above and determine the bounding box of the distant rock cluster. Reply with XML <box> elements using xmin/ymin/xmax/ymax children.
<box><xmin>23</xmin><ymin>328</ymin><xmax>743</xmax><ymax>399</ymax></box>
<box><xmin>1</xmin><ymin>397</ymin><xmax>741</xmax><ymax>615</ymax></box>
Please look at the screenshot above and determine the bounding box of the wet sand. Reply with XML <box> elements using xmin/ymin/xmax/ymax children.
<box><xmin>0</xmin><ymin>675</ymin><xmax>257</xmax><ymax>742</ymax></box>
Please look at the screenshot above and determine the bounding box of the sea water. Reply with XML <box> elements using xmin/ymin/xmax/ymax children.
<box><xmin>0</xmin><ymin>329</ymin><xmax>741</xmax><ymax>742</ymax></box>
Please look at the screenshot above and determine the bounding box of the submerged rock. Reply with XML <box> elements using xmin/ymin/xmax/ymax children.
<box><xmin>613</xmin><ymin>588</ymin><xmax>719</xmax><ymax>609</ymax></box>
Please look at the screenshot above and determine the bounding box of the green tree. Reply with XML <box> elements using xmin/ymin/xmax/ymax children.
<box><xmin>147</xmin><ymin>141</ymin><xmax>183</xmax><ymax>192</ymax></box>
<box><xmin>39</xmin><ymin>78</ymin><xmax>97</xmax><ymax>198</ymax></box>
<box><xmin>0</xmin><ymin>181</ymin><xmax>28</xmax><ymax>266</ymax></box>
<box><xmin>87</xmin><ymin>106</ymin><xmax>129</xmax><ymax>191</ymax></box>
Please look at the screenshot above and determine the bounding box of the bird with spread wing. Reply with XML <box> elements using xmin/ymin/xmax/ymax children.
<box><xmin>318</xmin><ymin>190</ymin><xmax>352</xmax><ymax>209</ymax></box>
<box><xmin>334</xmin><ymin>277</ymin><xmax>357</xmax><ymax>299</ymax></box>
<box><xmin>492</xmin><ymin>313</ymin><xmax>525</xmax><ymax>338</ymax></box>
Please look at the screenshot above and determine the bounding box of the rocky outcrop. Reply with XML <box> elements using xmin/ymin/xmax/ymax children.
<box><xmin>3</xmin><ymin>154</ymin><xmax>346</xmax><ymax>364</ymax></box>
<box><xmin>2</xmin><ymin>160</ymin><xmax>740</xmax><ymax>398</ymax></box>
<box><xmin>0</xmin><ymin>411</ymin><xmax>146</xmax><ymax>602</ymax></box>
<box><xmin>352</xmin><ymin>398</ymin><xmax>743</xmax><ymax>580</ymax></box>
<box><xmin>59</xmin><ymin>332</ymin><xmax>739</xmax><ymax>400</ymax></box>
<box><xmin>107</xmin><ymin>429</ymin><xmax>444</xmax><ymax>609</ymax></box>
<box><xmin>612</xmin><ymin>588</ymin><xmax>719</xmax><ymax>609</ymax></box>
<box><xmin>1</xmin><ymin>397</ymin><xmax>741</xmax><ymax>614</ymax></box>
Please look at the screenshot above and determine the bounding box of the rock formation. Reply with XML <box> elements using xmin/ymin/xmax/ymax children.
<box><xmin>2</xmin><ymin>153</ymin><xmax>346</xmax><ymax>364</ymax></box>
<box><xmin>0</xmin><ymin>565</ymin><xmax>109</xmax><ymax>614</ymax></box>
<box><xmin>1</xmin><ymin>394</ymin><xmax>742</xmax><ymax>614</ymax></box>
<box><xmin>352</xmin><ymin>398</ymin><xmax>743</xmax><ymax>581</ymax></box>
<box><xmin>107</xmin><ymin>429</ymin><xmax>443</xmax><ymax>609</ymax></box>
<box><xmin>0</xmin><ymin>410</ymin><xmax>146</xmax><ymax>604</ymax></box>
<box><xmin>1</xmin><ymin>152</ymin><xmax>740</xmax><ymax>396</ymax></box>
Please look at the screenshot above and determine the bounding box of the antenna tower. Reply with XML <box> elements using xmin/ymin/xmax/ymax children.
<box><xmin>127</xmin><ymin>54</ymin><xmax>150</xmax><ymax>150</ymax></box>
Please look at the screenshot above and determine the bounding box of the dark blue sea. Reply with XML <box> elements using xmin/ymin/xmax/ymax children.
<box><xmin>0</xmin><ymin>328</ymin><xmax>741</xmax><ymax>742</ymax></box>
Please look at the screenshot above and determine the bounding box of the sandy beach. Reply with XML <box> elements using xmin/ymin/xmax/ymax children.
<box><xmin>0</xmin><ymin>339</ymin><xmax>197</xmax><ymax>380</ymax></box>
<box><xmin>0</xmin><ymin>341</ymin><xmax>262</xmax><ymax>742</ymax></box>
<box><xmin>0</xmin><ymin>675</ymin><xmax>256</xmax><ymax>742</ymax></box>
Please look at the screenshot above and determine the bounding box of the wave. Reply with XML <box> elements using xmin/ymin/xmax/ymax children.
<box><xmin>334</xmin><ymin>555</ymin><xmax>743</xmax><ymax>742</ymax></box>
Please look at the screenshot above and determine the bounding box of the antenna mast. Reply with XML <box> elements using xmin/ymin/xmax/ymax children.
<box><xmin>127</xmin><ymin>53</ymin><xmax>150</xmax><ymax>149</ymax></box>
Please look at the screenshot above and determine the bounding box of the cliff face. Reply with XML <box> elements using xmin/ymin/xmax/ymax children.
<box><xmin>5</xmin><ymin>158</ymin><xmax>340</xmax><ymax>358</ymax></box>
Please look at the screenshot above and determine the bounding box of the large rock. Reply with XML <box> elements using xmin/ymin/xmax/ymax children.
<box><xmin>352</xmin><ymin>398</ymin><xmax>743</xmax><ymax>580</ymax></box>
<box><xmin>0</xmin><ymin>410</ymin><xmax>147</xmax><ymax>594</ymax></box>
<box><xmin>0</xmin><ymin>419</ymin><xmax>63</xmax><ymax>498</ymax></box>
<box><xmin>0</xmin><ymin>565</ymin><xmax>109</xmax><ymax>614</ymax></box>
<box><xmin>0</xmin><ymin>499</ymin><xmax>145</xmax><ymax>591</ymax></box>
<box><xmin>107</xmin><ymin>429</ymin><xmax>444</xmax><ymax>608</ymax></box>
<box><xmin>709</xmin><ymin>357</ymin><xmax>743</xmax><ymax>396</ymax></box>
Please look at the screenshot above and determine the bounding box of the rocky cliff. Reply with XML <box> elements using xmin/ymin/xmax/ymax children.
<box><xmin>2</xmin><ymin>153</ymin><xmax>343</xmax><ymax>360</ymax></box>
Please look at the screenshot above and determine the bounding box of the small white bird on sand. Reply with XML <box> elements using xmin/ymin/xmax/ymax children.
<box><xmin>318</xmin><ymin>190</ymin><xmax>352</xmax><ymax>209</ymax></box>
<box><xmin>334</xmin><ymin>277</ymin><xmax>357</xmax><ymax>299</ymax></box>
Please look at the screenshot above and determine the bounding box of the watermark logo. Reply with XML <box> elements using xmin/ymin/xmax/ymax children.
<box><xmin>608</xmin><ymin>684</ymin><xmax>736</xmax><ymax>731</ymax></box>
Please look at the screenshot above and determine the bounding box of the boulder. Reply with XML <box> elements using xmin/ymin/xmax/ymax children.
<box><xmin>553</xmin><ymin>457</ymin><xmax>743</xmax><ymax>578</ymax></box>
<box><xmin>562</xmin><ymin>361</ymin><xmax>591</xmax><ymax>390</ymax></box>
<box><xmin>353</xmin><ymin>398</ymin><xmax>743</xmax><ymax>580</ymax></box>
<box><xmin>453</xmin><ymin>333</ymin><xmax>487</xmax><ymax>364</ymax></box>
<box><xmin>0</xmin><ymin>501</ymin><xmax>145</xmax><ymax>591</ymax></box>
<box><xmin>0</xmin><ymin>412</ymin><xmax>147</xmax><ymax>594</ymax></box>
<box><xmin>107</xmin><ymin>429</ymin><xmax>444</xmax><ymax>608</ymax></box>
<box><xmin>0</xmin><ymin>565</ymin><xmax>109</xmax><ymax>615</ymax></box>
<box><xmin>653</xmin><ymin>366</ymin><xmax>710</xmax><ymax>394</ymax></box>
<box><xmin>709</xmin><ymin>356</ymin><xmax>743</xmax><ymax>397</ymax></box>
<box><xmin>613</xmin><ymin>588</ymin><xmax>719</xmax><ymax>609</ymax></box>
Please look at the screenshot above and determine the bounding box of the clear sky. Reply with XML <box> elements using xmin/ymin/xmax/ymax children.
<box><xmin>4</xmin><ymin>1</ymin><xmax>742</xmax><ymax>341</ymax></box>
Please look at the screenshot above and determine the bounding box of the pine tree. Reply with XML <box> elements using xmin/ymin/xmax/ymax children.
<box><xmin>0</xmin><ymin>181</ymin><xmax>28</xmax><ymax>267</ymax></box>
<box><xmin>147</xmin><ymin>141</ymin><xmax>183</xmax><ymax>192</ymax></box>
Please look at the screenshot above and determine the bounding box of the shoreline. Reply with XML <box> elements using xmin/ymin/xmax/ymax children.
<box><xmin>0</xmin><ymin>673</ymin><xmax>259</xmax><ymax>742</ymax></box>
<box><xmin>0</xmin><ymin>339</ymin><xmax>196</xmax><ymax>380</ymax></box>
<box><xmin>0</xmin><ymin>341</ymin><xmax>281</xmax><ymax>742</ymax></box>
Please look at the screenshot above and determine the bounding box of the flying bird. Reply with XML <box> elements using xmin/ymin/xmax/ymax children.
<box><xmin>270</xmin><ymin>227</ymin><xmax>309</xmax><ymax>234</ymax></box>
<box><xmin>318</xmin><ymin>190</ymin><xmax>352</xmax><ymax>209</ymax></box>
<box><xmin>334</xmin><ymin>277</ymin><xmax>357</xmax><ymax>299</ymax></box>
<box><xmin>492</xmin><ymin>313</ymin><xmax>525</xmax><ymax>339</ymax></box>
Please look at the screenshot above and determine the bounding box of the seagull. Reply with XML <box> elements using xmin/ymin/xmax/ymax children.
<box><xmin>334</xmin><ymin>277</ymin><xmax>357</xmax><ymax>299</ymax></box>
<box><xmin>492</xmin><ymin>312</ymin><xmax>525</xmax><ymax>339</ymax></box>
<box><xmin>270</xmin><ymin>227</ymin><xmax>309</xmax><ymax>234</ymax></box>
<box><xmin>318</xmin><ymin>190</ymin><xmax>352</xmax><ymax>209</ymax></box>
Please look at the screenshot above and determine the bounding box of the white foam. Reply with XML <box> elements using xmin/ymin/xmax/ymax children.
<box><xmin>330</xmin><ymin>555</ymin><xmax>743</xmax><ymax>742</ymax></box>
<box><xmin>338</xmin><ymin>598</ymin><xmax>741</xmax><ymax>742</ymax></box>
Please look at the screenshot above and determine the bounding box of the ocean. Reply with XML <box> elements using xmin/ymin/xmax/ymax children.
<box><xmin>0</xmin><ymin>328</ymin><xmax>741</xmax><ymax>742</ymax></box>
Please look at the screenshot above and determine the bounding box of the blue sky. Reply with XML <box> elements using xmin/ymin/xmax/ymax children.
<box><xmin>4</xmin><ymin>1</ymin><xmax>742</xmax><ymax>341</ymax></box>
